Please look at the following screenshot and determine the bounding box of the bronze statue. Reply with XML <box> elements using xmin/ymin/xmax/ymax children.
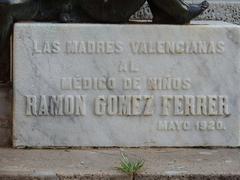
<box><xmin>0</xmin><ymin>0</ymin><xmax>209</xmax><ymax>82</ymax></box>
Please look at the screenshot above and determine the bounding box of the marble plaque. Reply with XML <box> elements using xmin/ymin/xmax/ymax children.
<box><xmin>13</xmin><ymin>22</ymin><xmax>240</xmax><ymax>147</ymax></box>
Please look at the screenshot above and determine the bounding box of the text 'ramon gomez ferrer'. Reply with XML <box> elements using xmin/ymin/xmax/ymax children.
<box><xmin>25</xmin><ymin>95</ymin><xmax>230</xmax><ymax>117</ymax></box>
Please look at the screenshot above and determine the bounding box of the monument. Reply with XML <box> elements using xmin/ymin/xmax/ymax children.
<box><xmin>3</xmin><ymin>0</ymin><xmax>240</xmax><ymax>148</ymax></box>
<box><xmin>13</xmin><ymin>21</ymin><xmax>240</xmax><ymax>147</ymax></box>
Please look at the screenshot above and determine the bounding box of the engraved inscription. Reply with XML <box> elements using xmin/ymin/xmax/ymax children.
<box><xmin>25</xmin><ymin>94</ymin><xmax>230</xmax><ymax>118</ymax></box>
<box><xmin>94</xmin><ymin>95</ymin><xmax>154</xmax><ymax>116</ymax></box>
<box><xmin>32</xmin><ymin>40</ymin><xmax>225</xmax><ymax>55</ymax></box>
<box><xmin>27</xmin><ymin>37</ymin><xmax>232</xmax><ymax>136</ymax></box>
<box><xmin>161</xmin><ymin>95</ymin><xmax>230</xmax><ymax>116</ymax></box>
<box><xmin>14</xmin><ymin>23</ymin><xmax>240</xmax><ymax>148</ymax></box>
<box><xmin>123</xmin><ymin>78</ymin><xmax>141</xmax><ymax>90</ymax></box>
<box><xmin>158</xmin><ymin>120</ymin><xmax>226</xmax><ymax>131</ymax></box>
<box><xmin>61</xmin><ymin>76</ymin><xmax>192</xmax><ymax>91</ymax></box>
<box><xmin>26</xmin><ymin>95</ymin><xmax>86</xmax><ymax>116</ymax></box>
<box><xmin>119</xmin><ymin>61</ymin><xmax>140</xmax><ymax>73</ymax></box>
<box><xmin>130</xmin><ymin>41</ymin><xmax>225</xmax><ymax>54</ymax></box>
<box><xmin>147</xmin><ymin>77</ymin><xmax>192</xmax><ymax>90</ymax></box>
<box><xmin>66</xmin><ymin>41</ymin><xmax>123</xmax><ymax>54</ymax></box>
<box><xmin>61</xmin><ymin>77</ymin><xmax>116</xmax><ymax>90</ymax></box>
<box><xmin>33</xmin><ymin>40</ymin><xmax>61</xmax><ymax>54</ymax></box>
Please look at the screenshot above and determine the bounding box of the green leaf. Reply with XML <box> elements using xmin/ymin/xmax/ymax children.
<box><xmin>118</xmin><ymin>153</ymin><xmax>144</xmax><ymax>175</ymax></box>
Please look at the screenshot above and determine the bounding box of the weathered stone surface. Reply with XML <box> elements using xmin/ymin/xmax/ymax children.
<box><xmin>0</xmin><ymin>148</ymin><xmax>240</xmax><ymax>180</ymax></box>
<box><xmin>13</xmin><ymin>22</ymin><xmax>240</xmax><ymax>147</ymax></box>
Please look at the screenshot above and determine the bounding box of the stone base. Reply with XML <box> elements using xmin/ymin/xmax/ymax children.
<box><xmin>0</xmin><ymin>148</ymin><xmax>240</xmax><ymax>180</ymax></box>
<box><xmin>13</xmin><ymin>22</ymin><xmax>240</xmax><ymax>148</ymax></box>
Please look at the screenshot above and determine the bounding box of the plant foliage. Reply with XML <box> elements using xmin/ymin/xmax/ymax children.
<box><xmin>119</xmin><ymin>153</ymin><xmax>144</xmax><ymax>175</ymax></box>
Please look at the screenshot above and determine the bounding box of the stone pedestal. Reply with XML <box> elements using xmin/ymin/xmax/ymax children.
<box><xmin>13</xmin><ymin>22</ymin><xmax>240</xmax><ymax>147</ymax></box>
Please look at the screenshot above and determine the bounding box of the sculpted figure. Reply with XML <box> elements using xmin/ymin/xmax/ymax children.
<box><xmin>0</xmin><ymin>0</ymin><xmax>209</xmax><ymax>81</ymax></box>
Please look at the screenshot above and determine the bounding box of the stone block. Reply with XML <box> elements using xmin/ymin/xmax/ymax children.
<box><xmin>13</xmin><ymin>22</ymin><xmax>240</xmax><ymax>147</ymax></box>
